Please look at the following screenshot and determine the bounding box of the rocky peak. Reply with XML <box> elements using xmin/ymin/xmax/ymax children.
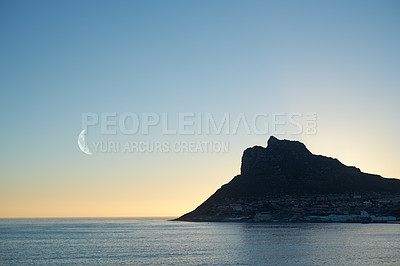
<box><xmin>241</xmin><ymin>136</ymin><xmax>312</xmax><ymax>175</ymax></box>
<box><xmin>266</xmin><ymin>136</ymin><xmax>310</xmax><ymax>154</ymax></box>
<box><xmin>267</xmin><ymin>135</ymin><xmax>279</xmax><ymax>145</ymax></box>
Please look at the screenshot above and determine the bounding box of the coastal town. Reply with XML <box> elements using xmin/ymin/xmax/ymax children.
<box><xmin>200</xmin><ymin>193</ymin><xmax>400</xmax><ymax>223</ymax></box>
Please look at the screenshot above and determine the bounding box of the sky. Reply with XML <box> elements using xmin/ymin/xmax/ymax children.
<box><xmin>1</xmin><ymin>0</ymin><xmax>399</xmax><ymax>218</ymax></box>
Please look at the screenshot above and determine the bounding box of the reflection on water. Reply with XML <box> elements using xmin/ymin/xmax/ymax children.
<box><xmin>0</xmin><ymin>218</ymin><xmax>399</xmax><ymax>265</ymax></box>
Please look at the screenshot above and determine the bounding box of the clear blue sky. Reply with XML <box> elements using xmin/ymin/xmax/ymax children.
<box><xmin>1</xmin><ymin>0</ymin><xmax>399</xmax><ymax>217</ymax></box>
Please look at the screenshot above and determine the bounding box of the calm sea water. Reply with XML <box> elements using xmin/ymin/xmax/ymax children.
<box><xmin>0</xmin><ymin>218</ymin><xmax>399</xmax><ymax>265</ymax></box>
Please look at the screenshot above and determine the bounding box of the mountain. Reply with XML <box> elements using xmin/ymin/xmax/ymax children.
<box><xmin>176</xmin><ymin>136</ymin><xmax>400</xmax><ymax>221</ymax></box>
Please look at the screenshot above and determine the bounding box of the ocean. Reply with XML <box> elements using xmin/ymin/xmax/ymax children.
<box><xmin>0</xmin><ymin>218</ymin><xmax>399</xmax><ymax>265</ymax></box>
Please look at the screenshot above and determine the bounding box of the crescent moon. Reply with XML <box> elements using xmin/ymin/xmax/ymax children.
<box><xmin>78</xmin><ymin>129</ymin><xmax>93</xmax><ymax>155</ymax></box>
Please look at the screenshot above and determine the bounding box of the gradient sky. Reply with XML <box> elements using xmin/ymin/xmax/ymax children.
<box><xmin>1</xmin><ymin>0</ymin><xmax>399</xmax><ymax>217</ymax></box>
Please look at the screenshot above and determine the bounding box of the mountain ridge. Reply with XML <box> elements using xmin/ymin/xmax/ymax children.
<box><xmin>176</xmin><ymin>136</ymin><xmax>400</xmax><ymax>221</ymax></box>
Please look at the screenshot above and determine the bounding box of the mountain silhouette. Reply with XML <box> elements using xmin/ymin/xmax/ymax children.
<box><xmin>176</xmin><ymin>136</ymin><xmax>400</xmax><ymax>221</ymax></box>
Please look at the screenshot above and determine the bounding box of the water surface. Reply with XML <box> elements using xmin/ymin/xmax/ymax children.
<box><xmin>1</xmin><ymin>218</ymin><xmax>399</xmax><ymax>265</ymax></box>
